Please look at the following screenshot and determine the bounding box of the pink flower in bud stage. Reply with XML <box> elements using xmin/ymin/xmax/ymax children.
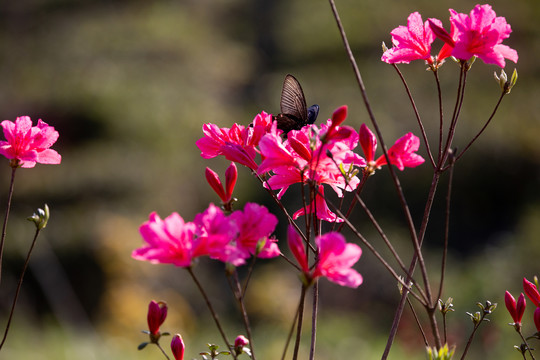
<box><xmin>287</xmin><ymin>226</ymin><xmax>362</xmax><ymax>288</ymax></box>
<box><xmin>293</xmin><ymin>185</ymin><xmax>343</xmax><ymax>223</ymax></box>
<box><xmin>359</xmin><ymin>124</ymin><xmax>424</xmax><ymax>172</ymax></box>
<box><xmin>133</xmin><ymin>212</ymin><xmax>198</xmax><ymax>267</ymax></box>
<box><xmin>523</xmin><ymin>278</ymin><xmax>540</xmax><ymax>307</ymax></box>
<box><xmin>433</xmin><ymin>5</ymin><xmax>518</xmax><ymax>68</ymax></box>
<box><xmin>287</xmin><ymin>226</ymin><xmax>309</xmax><ymax>273</ymax></box>
<box><xmin>381</xmin><ymin>12</ymin><xmax>444</xmax><ymax>65</ymax></box>
<box><xmin>535</xmin><ymin>308</ymin><xmax>540</xmax><ymax>333</ymax></box>
<box><xmin>147</xmin><ymin>300</ymin><xmax>168</xmax><ymax>336</ymax></box>
<box><xmin>171</xmin><ymin>334</ymin><xmax>185</xmax><ymax>360</ymax></box>
<box><xmin>205</xmin><ymin>162</ymin><xmax>238</xmax><ymax>207</ymax></box>
<box><xmin>504</xmin><ymin>291</ymin><xmax>526</xmax><ymax>326</ymax></box>
<box><xmin>234</xmin><ymin>335</ymin><xmax>249</xmax><ymax>355</ymax></box>
<box><xmin>230</xmin><ymin>203</ymin><xmax>280</xmax><ymax>258</ymax></box>
<box><xmin>0</xmin><ymin>116</ymin><xmax>61</xmax><ymax>168</ymax></box>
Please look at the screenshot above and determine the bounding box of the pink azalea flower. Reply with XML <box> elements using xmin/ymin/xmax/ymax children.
<box><xmin>381</xmin><ymin>12</ymin><xmax>444</xmax><ymax>65</ymax></box>
<box><xmin>312</xmin><ymin>232</ymin><xmax>363</xmax><ymax>288</ymax></box>
<box><xmin>147</xmin><ymin>300</ymin><xmax>168</xmax><ymax>336</ymax></box>
<box><xmin>293</xmin><ymin>185</ymin><xmax>343</xmax><ymax>223</ymax></box>
<box><xmin>230</xmin><ymin>203</ymin><xmax>280</xmax><ymax>258</ymax></box>
<box><xmin>438</xmin><ymin>5</ymin><xmax>518</xmax><ymax>68</ymax></box>
<box><xmin>359</xmin><ymin>124</ymin><xmax>424</xmax><ymax>172</ymax></box>
<box><xmin>171</xmin><ymin>334</ymin><xmax>185</xmax><ymax>360</ymax></box>
<box><xmin>132</xmin><ymin>212</ymin><xmax>198</xmax><ymax>267</ymax></box>
<box><xmin>504</xmin><ymin>291</ymin><xmax>526</xmax><ymax>326</ymax></box>
<box><xmin>193</xmin><ymin>203</ymin><xmax>246</xmax><ymax>266</ymax></box>
<box><xmin>287</xmin><ymin>226</ymin><xmax>362</xmax><ymax>288</ymax></box>
<box><xmin>523</xmin><ymin>278</ymin><xmax>540</xmax><ymax>307</ymax></box>
<box><xmin>259</xmin><ymin>115</ymin><xmax>365</xmax><ymax>199</ymax></box>
<box><xmin>0</xmin><ymin>116</ymin><xmax>61</xmax><ymax>168</ymax></box>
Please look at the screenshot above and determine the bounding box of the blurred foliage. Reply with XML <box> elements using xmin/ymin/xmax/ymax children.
<box><xmin>0</xmin><ymin>0</ymin><xmax>538</xmax><ymax>359</ymax></box>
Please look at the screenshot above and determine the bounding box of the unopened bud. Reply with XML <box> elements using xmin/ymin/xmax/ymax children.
<box><xmin>27</xmin><ymin>204</ymin><xmax>50</xmax><ymax>230</ymax></box>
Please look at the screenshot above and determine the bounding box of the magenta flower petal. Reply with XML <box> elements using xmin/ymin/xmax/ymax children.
<box><xmin>147</xmin><ymin>300</ymin><xmax>168</xmax><ymax>335</ymax></box>
<box><xmin>287</xmin><ymin>225</ymin><xmax>309</xmax><ymax>272</ymax></box>
<box><xmin>0</xmin><ymin>116</ymin><xmax>61</xmax><ymax>168</ymax></box>
<box><xmin>523</xmin><ymin>278</ymin><xmax>540</xmax><ymax>307</ymax></box>
<box><xmin>448</xmin><ymin>4</ymin><xmax>518</xmax><ymax>67</ymax></box>
<box><xmin>171</xmin><ymin>334</ymin><xmax>185</xmax><ymax>360</ymax></box>
<box><xmin>313</xmin><ymin>232</ymin><xmax>363</xmax><ymax>288</ymax></box>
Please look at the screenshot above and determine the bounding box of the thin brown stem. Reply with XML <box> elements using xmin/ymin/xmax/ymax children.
<box><xmin>186</xmin><ymin>267</ymin><xmax>236</xmax><ymax>359</ymax></box>
<box><xmin>452</xmin><ymin>91</ymin><xmax>506</xmax><ymax>165</ymax></box>
<box><xmin>518</xmin><ymin>329</ymin><xmax>536</xmax><ymax>360</ymax></box>
<box><xmin>0</xmin><ymin>226</ymin><xmax>41</xmax><ymax>349</ymax></box>
<box><xmin>0</xmin><ymin>166</ymin><xmax>17</xmax><ymax>285</ymax></box>
<box><xmin>309</xmin><ymin>280</ymin><xmax>319</xmax><ymax>360</ymax></box>
<box><xmin>156</xmin><ymin>343</ymin><xmax>171</xmax><ymax>360</ymax></box>
<box><xmin>434</xmin><ymin>70</ymin><xmax>445</xmax><ymax>162</ymax></box>
<box><xmin>230</xmin><ymin>272</ymin><xmax>257</xmax><ymax>360</ymax></box>
<box><xmin>281</xmin><ymin>306</ymin><xmax>300</xmax><ymax>360</ymax></box>
<box><xmin>407</xmin><ymin>298</ymin><xmax>429</xmax><ymax>347</ymax></box>
<box><xmin>292</xmin><ymin>285</ymin><xmax>308</xmax><ymax>360</ymax></box>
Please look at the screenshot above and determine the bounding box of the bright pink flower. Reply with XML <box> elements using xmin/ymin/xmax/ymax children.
<box><xmin>443</xmin><ymin>5</ymin><xmax>518</xmax><ymax>68</ymax></box>
<box><xmin>504</xmin><ymin>291</ymin><xmax>526</xmax><ymax>325</ymax></box>
<box><xmin>171</xmin><ymin>334</ymin><xmax>185</xmax><ymax>360</ymax></box>
<box><xmin>205</xmin><ymin>162</ymin><xmax>238</xmax><ymax>207</ymax></box>
<box><xmin>535</xmin><ymin>308</ymin><xmax>540</xmax><ymax>332</ymax></box>
<box><xmin>259</xmin><ymin>119</ymin><xmax>365</xmax><ymax>199</ymax></box>
<box><xmin>230</xmin><ymin>203</ymin><xmax>280</xmax><ymax>258</ymax></box>
<box><xmin>132</xmin><ymin>212</ymin><xmax>198</xmax><ymax>267</ymax></box>
<box><xmin>0</xmin><ymin>116</ymin><xmax>61</xmax><ymax>168</ymax></box>
<box><xmin>523</xmin><ymin>278</ymin><xmax>540</xmax><ymax>307</ymax></box>
<box><xmin>147</xmin><ymin>300</ymin><xmax>168</xmax><ymax>336</ymax></box>
<box><xmin>375</xmin><ymin>132</ymin><xmax>425</xmax><ymax>171</ymax></box>
<box><xmin>312</xmin><ymin>232</ymin><xmax>363</xmax><ymax>288</ymax></box>
<box><xmin>293</xmin><ymin>185</ymin><xmax>343</xmax><ymax>223</ymax></box>
<box><xmin>287</xmin><ymin>226</ymin><xmax>309</xmax><ymax>273</ymax></box>
<box><xmin>381</xmin><ymin>12</ymin><xmax>444</xmax><ymax>65</ymax></box>
<box><xmin>193</xmin><ymin>203</ymin><xmax>245</xmax><ymax>266</ymax></box>
<box><xmin>196</xmin><ymin>112</ymin><xmax>274</xmax><ymax>171</ymax></box>
<box><xmin>359</xmin><ymin>124</ymin><xmax>424</xmax><ymax>172</ymax></box>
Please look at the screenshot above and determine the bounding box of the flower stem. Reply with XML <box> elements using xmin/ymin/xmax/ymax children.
<box><xmin>292</xmin><ymin>285</ymin><xmax>307</xmax><ymax>360</ymax></box>
<box><xmin>156</xmin><ymin>343</ymin><xmax>171</xmax><ymax>360</ymax></box>
<box><xmin>186</xmin><ymin>267</ymin><xmax>236</xmax><ymax>359</ymax></box>
<box><xmin>0</xmin><ymin>167</ymin><xmax>17</xmax><ymax>285</ymax></box>
<box><xmin>0</xmin><ymin>226</ymin><xmax>41</xmax><ymax>350</ymax></box>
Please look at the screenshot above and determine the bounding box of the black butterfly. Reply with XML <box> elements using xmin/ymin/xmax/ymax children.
<box><xmin>273</xmin><ymin>74</ymin><xmax>319</xmax><ymax>134</ymax></box>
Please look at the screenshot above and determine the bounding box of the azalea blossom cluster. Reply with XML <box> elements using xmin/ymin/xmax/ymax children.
<box><xmin>382</xmin><ymin>4</ymin><xmax>518</xmax><ymax>68</ymax></box>
<box><xmin>132</xmin><ymin>201</ymin><xmax>280</xmax><ymax>268</ymax></box>
<box><xmin>196</xmin><ymin>106</ymin><xmax>424</xmax><ymax>222</ymax></box>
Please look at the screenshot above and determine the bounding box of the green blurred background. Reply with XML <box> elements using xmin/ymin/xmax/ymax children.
<box><xmin>0</xmin><ymin>0</ymin><xmax>538</xmax><ymax>359</ymax></box>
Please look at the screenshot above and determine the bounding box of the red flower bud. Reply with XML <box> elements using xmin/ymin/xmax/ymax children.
<box><xmin>171</xmin><ymin>334</ymin><xmax>185</xmax><ymax>360</ymax></box>
<box><xmin>147</xmin><ymin>300</ymin><xmax>168</xmax><ymax>336</ymax></box>
<box><xmin>523</xmin><ymin>278</ymin><xmax>540</xmax><ymax>307</ymax></box>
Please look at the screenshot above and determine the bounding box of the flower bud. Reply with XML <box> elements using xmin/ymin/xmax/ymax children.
<box><xmin>171</xmin><ymin>334</ymin><xmax>185</xmax><ymax>360</ymax></box>
<box><xmin>147</xmin><ymin>300</ymin><xmax>168</xmax><ymax>339</ymax></box>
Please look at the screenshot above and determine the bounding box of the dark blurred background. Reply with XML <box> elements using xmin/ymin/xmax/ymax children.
<box><xmin>0</xmin><ymin>0</ymin><xmax>538</xmax><ymax>359</ymax></box>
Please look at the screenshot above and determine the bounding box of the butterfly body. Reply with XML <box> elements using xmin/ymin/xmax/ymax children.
<box><xmin>273</xmin><ymin>74</ymin><xmax>319</xmax><ymax>134</ymax></box>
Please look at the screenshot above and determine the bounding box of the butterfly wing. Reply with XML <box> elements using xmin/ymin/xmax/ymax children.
<box><xmin>280</xmin><ymin>74</ymin><xmax>308</xmax><ymax>123</ymax></box>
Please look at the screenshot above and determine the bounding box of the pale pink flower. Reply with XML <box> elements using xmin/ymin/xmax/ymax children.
<box><xmin>504</xmin><ymin>291</ymin><xmax>526</xmax><ymax>326</ymax></box>
<box><xmin>132</xmin><ymin>212</ymin><xmax>198</xmax><ymax>267</ymax></box>
<box><xmin>381</xmin><ymin>12</ymin><xmax>444</xmax><ymax>65</ymax></box>
<box><xmin>171</xmin><ymin>334</ymin><xmax>185</xmax><ymax>360</ymax></box>
<box><xmin>359</xmin><ymin>124</ymin><xmax>424</xmax><ymax>171</ymax></box>
<box><xmin>0</xmin><ymin>116</ymin><xmax>61</xmax><ymax>168</ymax></box>
<box><xmin>312</xmin><ymin>232</ymin><xmax>363</xmax><ymax>288</ymax></box>
<box><xmin>437</xmin><ymin>5</ymin><xmax>518</xmax><ymax>68</ymax></box>
<box><xmin>147</xmin><ymin>300</ymin><xmax>168</xmax><ymax>336</ymax></box>
<box><xmin>293</xmin><ymin>185</ymin><xmax>343</xmax><ymax>223</ymax></box>
<box><xmin>230</xmin><ymin>203</ymin><xmax>280</xmax><ymax>258</ymax></box>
